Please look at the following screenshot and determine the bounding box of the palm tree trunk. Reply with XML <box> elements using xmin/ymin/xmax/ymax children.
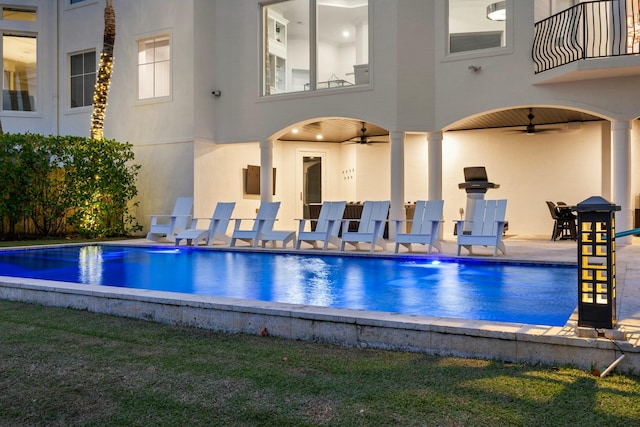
<box><xmin>90</xmin><ymin>0</ymin><xmax>115</xmax><ymax>140</ymax></box>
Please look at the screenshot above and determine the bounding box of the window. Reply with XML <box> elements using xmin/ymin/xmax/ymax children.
<box><xmin>262</xmin><ymin>0</ymin><xmax>369</xmax><ymax>96</ymax></box>
<box><xmin>316</xmin><ymin>0</ymin><xmax>368</xmax><ymax>89</ymax></box>
<box><xmin>70</xmin><ymin>51</ymin><xmax>96</xmax><ymax>108</ymax></box>
<box><xmin>2</xmin><ymin>7</ymin><xmax>36</xmax><ymax>21</ymax></box>
<box><xmin>70</xmin><ymin>0</ymin><xmax>87</xmax><ymax>4</ymax></box>
<box><xmin>137</xmin><ymin>35</ymin><xmax>170</xmax><ymax>100</ymax></box>
<box><xmin>448</xmin><ymin>0</ymin><xmax>507</xmax><ymax>54</ymax></box>
<box><xmin>3</xmin><ymin>34</ymin><xmax>37</xmax><ymax>111</ymax></box>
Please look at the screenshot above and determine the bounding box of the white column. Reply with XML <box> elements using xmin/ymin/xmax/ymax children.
<box><xmin>611</xmin><ymin>120</ymin><xmax>632</xmax><ymax>244</ymax></box>
<box><xmin>427</xmin><ymin>131</ymin><xmax>443</xmax><ymax>200</ymax></box>
<box><xmin>389</xmin><ymin>131</ymin><xmax>405</xmax><ymax>239</ymax></box>
<box><xmin>260</xmin><ymin>139</ymin><xmax>274</xmax><ymax>203</ymax></box>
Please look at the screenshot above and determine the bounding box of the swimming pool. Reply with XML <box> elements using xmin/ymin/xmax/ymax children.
<box><xmin>0</xmin><ymin>245</ymin><xmax>577</xmax><ymax>326</ymax></box>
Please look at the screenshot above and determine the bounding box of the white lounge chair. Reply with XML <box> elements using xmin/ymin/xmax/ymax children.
<box><xmin>230</xmin><ymin>201</ymin><xmax>281</xmax><ymax>248</ymax></box>
<box><xmin>295</xmin><ymin>201</ymin><xmax>346</xmax><ymax>250</ymax></box>
<box><xmin>340</xmin><ymin>201</ymin><xmax>390</xmax><ymax>253</ymax></box>
<box><xmin>174</xmin><ymin>202</ymin><xmax>235</xmax><ymax>246</ymax></box>
<box><xmin>146</xmin><ymin>197</ymin><xmax>193</xmax><ymax>242</ymax></box>
<box><xmin>393</xmin><ymin>200</ymin><xmax>444</xmax><ymax>254</ymax></box>
<box><xmin>456</xmin><ymin>199</ymin><xmax>507</xmax><ymax>257</ymax></box>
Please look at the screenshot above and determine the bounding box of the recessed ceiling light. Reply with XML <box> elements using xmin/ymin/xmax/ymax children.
<box><xmin>292</xmin><ymin>128</ymin><xmax>299</xmax><ymax>134</ymax></box>
<box><xmin>316</xmin><ymin>134</ymin><xmax>323</xmax><ymax>140</ymax></box>
<box><xmin>342</xmin><ymin>30</ymin><xmax>350</xmax><ymax>38</ymax></box>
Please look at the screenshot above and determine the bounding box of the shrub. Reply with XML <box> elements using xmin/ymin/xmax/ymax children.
<box><xmin>0</xmin><ymin>133</ymin><xmax>141</xmax><ymax>239</ymax></box>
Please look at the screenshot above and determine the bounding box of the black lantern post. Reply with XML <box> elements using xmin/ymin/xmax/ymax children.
<box><xmin>573</xmin><ymin>196</ymin><xmax>620</xmax><ymax>329</ymax></box>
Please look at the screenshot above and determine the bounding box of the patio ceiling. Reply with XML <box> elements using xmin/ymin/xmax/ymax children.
<box><xmin>276</xmin><ymin>107</ymin><xmax>606</xmax><ymax>144</ymax></box>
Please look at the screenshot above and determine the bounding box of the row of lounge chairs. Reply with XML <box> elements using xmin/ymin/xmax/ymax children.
<box><xmin>146</xmin><ymin>197</ymin><xmax>508</xmax><ymax>257</ymax></box>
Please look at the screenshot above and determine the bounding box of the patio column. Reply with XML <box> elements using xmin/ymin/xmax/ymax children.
<box><xmin>389</xmin><ymin>130</ymin><xmax>405</xmax><ymax>239</ymax></box>
<box><xmin>611</xmin><ymin>120</ymin><xmax>632</xmax><ymax>244</ymax></box>
<box><xmin>427</xmin><ymin>131</ymin><xmax>443</xmax><ymax>200</ymax></box>
<box><xmin>260</xmin><ymin>139</ymin><xmax>274</xmax><ymax>203</ymax></box>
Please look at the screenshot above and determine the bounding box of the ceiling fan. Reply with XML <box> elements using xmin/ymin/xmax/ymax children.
<box><xmin>347</xmin><ymin>122</ymin><xmax>388</xmax><ymax>145</ymax></box>
<box><xmin>509</xmin><ymin>108</ymin><xmax>562</xmax><ymax>135</ymax></box>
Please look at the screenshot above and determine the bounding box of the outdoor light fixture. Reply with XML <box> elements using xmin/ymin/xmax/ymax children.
<box><xmin>486</xmin><ymin>1</ymin><xmax>506</xmax><ymax>21</ymax></box>
<box><xmin>574</xmin><ymin>196</ymin><xmax>620</xmax><ymax>329</ymax></box>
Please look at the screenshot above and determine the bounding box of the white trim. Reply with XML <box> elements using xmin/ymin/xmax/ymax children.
<box><xmin>296</xmin><ymin>149</ymin><xmax>328</xmax><ymax>220</ymax></box>
<box><xmin>67</xmin><ymin>48</ymin><xmax>97</xmax><ymax>110</ymax></box>
<box><xmin>64</xmin><ymin>0</ymin><xmax>99</xmax><ymax>11</ymax></box>
<box><xmin>443</xmin><ymin>0</ymin><xmax>514</xmax><ymax>61</ymax></box>
<box><xmin>135</xmin><ymin>30</ymin><xmax>173</xmax><ymax>104</ymax></box>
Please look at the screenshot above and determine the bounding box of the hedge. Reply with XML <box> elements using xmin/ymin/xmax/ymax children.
<box><xmin>0</xmin><ymin>133</ymin><xmax>141</xmax><ymax>238</ymax></box>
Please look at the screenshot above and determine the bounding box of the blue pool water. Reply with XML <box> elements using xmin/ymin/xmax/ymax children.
<box><xmin>0</xmin><ymin>245</ymin><xmax>577</xmax><ymax>326</ymax></box>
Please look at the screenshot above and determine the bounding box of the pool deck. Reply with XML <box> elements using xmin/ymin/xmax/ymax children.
<box><xmin>1</xmin><ymin>234</ymin><xmax>639</xmax><ymax>375</ymax></box>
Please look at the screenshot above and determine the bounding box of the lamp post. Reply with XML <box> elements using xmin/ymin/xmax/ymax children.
<box><xmin>573</xmin><ymin>196</ymin><xmax>620</xmax><ymax>329</ymax></box>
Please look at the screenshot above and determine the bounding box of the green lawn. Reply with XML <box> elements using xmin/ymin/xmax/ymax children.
<box><xmin>0</xmin><ymin>300</ymin><xmax>639</xmax><ymax>426</ymax></box>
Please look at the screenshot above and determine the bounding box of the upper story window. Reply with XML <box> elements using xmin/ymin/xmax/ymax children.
<box><xmin>3</xmin><ymin>34</ymin><xmax>37</xmax><ymax>111</ymax></box>
<box><xmin>137</xmin><ymin>34</ymin><xmax>170</xmax><ymax>100</ymax></box>
<box><xmin>70</xmin><ymin>50</ymin><xmax>96</xmax><ymax>108</ymax></box>
<box><xmin>262</xmin><ymin>0</ymin><xmax>369</xmax><ymax>96</ymax></box>
<box><xmin>67</xmin><ymin>0</ymin><xmax>99</xmax><ymax>8</ymax></box>
<box><xmin>448</xmin><ymin>0</ymin><xmax>508</xmax><ymax>55</ymax></box>
<box><xmin>534</xmin><ymin>0</ymin><xmax>579</xmax><ymax>21</ymax></box>
<box><xmin>2</xmin><ymin>7</ymin><xmax>36</xmax><ymax>21</ymax></box>
<box><xmin>0</xmin><ymin>7</ymin><xmax>37</xmax><ymax>112</ymax></box>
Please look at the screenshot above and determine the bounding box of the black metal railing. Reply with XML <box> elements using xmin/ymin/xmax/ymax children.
<box><xmin>533</xmin><ymin>0</ymin><xmax>640</xmax><ymax>73</ymax></box>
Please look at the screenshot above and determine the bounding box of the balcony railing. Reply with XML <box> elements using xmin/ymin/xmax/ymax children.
<box><xmin>533</xmin><ymin>0</ymin><xmax>640</xmax><ymax>73</ymax></box>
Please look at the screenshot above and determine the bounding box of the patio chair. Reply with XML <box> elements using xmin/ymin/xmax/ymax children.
<box><xmin>340</xmin><ymin>200</ymin><xmax>390</xmax><ymax>253</ymax></box>
<box><xmin>393</xmin><ymin>200</ymin><xmax>444</xmax><ymax>254</ymax></box>
<box><xmin>257</xmin><ymin>203</ymin><xmax>297</xmax><ymax>248</ymax></box>
<box><xmin>174</xmin><ymin>202</ymin><xmax>235</xmax><ymax>246</ymax></box>
<box><xmin>546</xmin><ymin>201</ymin><xmax>576</xmax><ymax>241</ymax></box>
<box><xmin>295</xmin><ymin>201</ymin><xmax>347</xmax><ymax>250</ymax></box>
<box><xmin>230</xmin><ymin>201</ymin><xmax>281</xmax><ymax>248</ymax></box>
<box><xmin>146</xmin><ymin>197</ymin><xmax>193</xmax><ymax>242</ymax></box>
<box><xmin>456</xmin><ymin>199</ymin><xmax>507</xmax><ymax>257</ymax></box>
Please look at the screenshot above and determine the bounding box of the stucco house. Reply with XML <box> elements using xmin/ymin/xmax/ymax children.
<box><xmin>3</xmin><ymin>0</ymin><xmax>639</xmax><ymax>243</ymax></box>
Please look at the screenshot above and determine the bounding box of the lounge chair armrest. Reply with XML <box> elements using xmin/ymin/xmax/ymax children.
<box><xmin>342</xmin><ymin>219</ymin><xmax>357</xmax><ymax>228</ymax></box>
<box><xmin>233</xmin><ymin>217</ymin><xmax>277</xmax><ymax>222</ymax></box>
<box><xmin>391</xmin><ymin>218</ymin><xmax>413</xmax><ymax>225</ymax></box>
<box><xmin>232</xmin><ymin>218</ymin><xmax>250</xmax><ymax>230</ymax></box>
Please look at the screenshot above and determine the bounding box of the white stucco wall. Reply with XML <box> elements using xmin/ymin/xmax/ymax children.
<box><xmin>441</xmin><ymin>122</ymin><xmax>603</xmax><ymax>236</ymax></box>
<box><xmin>27</xmin><ymin>0</ymin><xmax>638</xmax><ymax>239</ymax></box>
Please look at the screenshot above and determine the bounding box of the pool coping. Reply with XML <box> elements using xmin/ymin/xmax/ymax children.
<box><xmin>1</xmin><ymin>242</ymin><xmax>638</xmax><ymax>374</ymax></box>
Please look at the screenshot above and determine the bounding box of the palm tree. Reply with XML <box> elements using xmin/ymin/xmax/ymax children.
<box><xmin>90</xmin><ymin>0</ymin><xmax>115</xmax><ymax>140</ymax></box>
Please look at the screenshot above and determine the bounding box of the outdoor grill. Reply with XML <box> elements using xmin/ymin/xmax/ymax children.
<box><xmin>458</xmin><ymin>166</ymin><xmax>499</xmax><ymax>194</ymax></box>
<box><xmin>458</xmin><ymin>166</ymin><xmax>501</xmax><ymax>234</ymax></box>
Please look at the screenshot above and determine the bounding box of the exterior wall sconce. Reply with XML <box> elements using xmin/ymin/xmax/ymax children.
<box><xmin>486</xmin><ymin>1</ymin><xmax>506</xmax><ymax>21</ymax></box>
<box><xmin>212</xmin><ymin>90</ymin><xmax>222</xmax><ymax>97</ymax></box>
<box><xmin>468</xmin><ymin>65</ymin><xmax>482</xmax><ymax>72</ymax></box>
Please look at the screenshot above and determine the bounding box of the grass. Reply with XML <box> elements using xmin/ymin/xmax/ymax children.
<box><xmin>0</xmin><ymin>236</ymin><xmax>130</xmax><ymax>248</ymax></box>
<box><xmin>0</xmin><ymin>300</ymin><xmax>639</xmax><ymax>426</ymax></box>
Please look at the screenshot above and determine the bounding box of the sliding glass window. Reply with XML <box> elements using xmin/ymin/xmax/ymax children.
<box><xmin>262</xmin><ymin>0</ymin><xmax>369</xmax><ymax>96</ymax></box>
